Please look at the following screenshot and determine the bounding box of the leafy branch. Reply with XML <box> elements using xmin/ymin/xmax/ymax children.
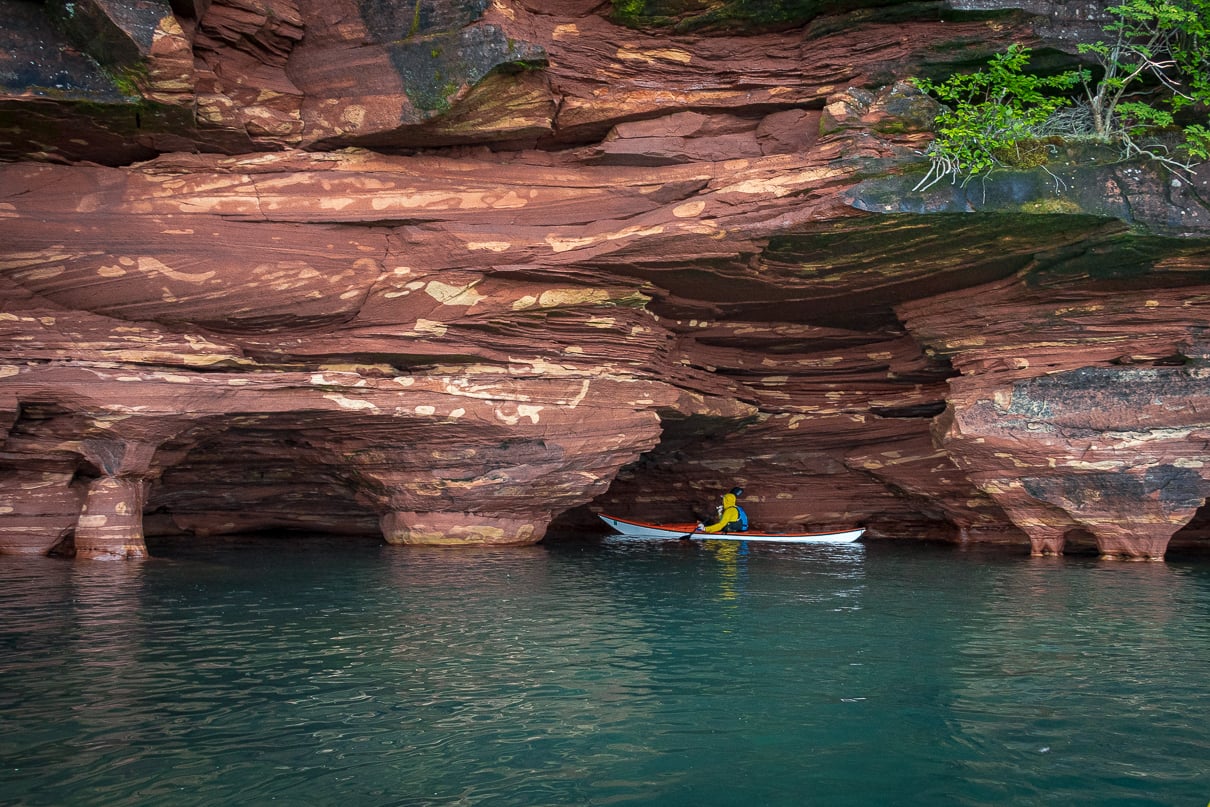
<box><xmin>913</xmin><ymin>45</ymin><xmax>1081</xmax><ymax>189</ymax></box>
<box><xmin>913</xmin><ymin>0</ymin><xmax>1210</xmax><ymax>188</ymax></box>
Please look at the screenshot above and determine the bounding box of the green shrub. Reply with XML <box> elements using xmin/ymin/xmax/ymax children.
<box><xmin>913</xmin><ymin>0</ymin><xmax>1210</xmax><ymax>188</ymax></box>
<box><xmin>912</xmin><ymin>45</ymin><xmax>1082</xmax><ymax>188</ymax></box>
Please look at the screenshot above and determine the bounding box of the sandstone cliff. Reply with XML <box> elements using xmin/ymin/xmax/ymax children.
<box><xmin>2</xmin><ymin>0</ymin><xmax>1208</xmax><ymax>559</ymax></box>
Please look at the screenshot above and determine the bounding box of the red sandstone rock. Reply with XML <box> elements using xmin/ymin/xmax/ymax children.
<box><xmin>381</xmin><ymin>511</ymin><xmax>545</xmax><ymax>546</ymax></box>
<box><xmin>1</xmin><ymin>0</ymin><xmax>1209</xmax><ymax>561</ymax></box>
<box><xmin>902</xmin><ymin>268</ymin><xmax>1210</xmax><ymax>560</ymax></box>
<box><xmin>75</xmin><ymin>477</ymin><xmax>150</xmax><ymax>560</ymax></box>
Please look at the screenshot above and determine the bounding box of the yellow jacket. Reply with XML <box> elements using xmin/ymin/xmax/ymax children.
<box><xmin>701</xmin><ymin>492</ymin><xmax>740</xmax><ymax>534</ymax></box>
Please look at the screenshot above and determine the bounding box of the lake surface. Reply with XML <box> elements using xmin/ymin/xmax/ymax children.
<box><xmin>2</xmin><ymin>535</ymin><xmax>1208</xmax><ymax>806</ymax></box>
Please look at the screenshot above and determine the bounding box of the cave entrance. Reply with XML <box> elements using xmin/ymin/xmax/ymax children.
<box><xmin>1059</xmin><ymin>527</ymin><xmax>1101</xmax><ymax>556</ymax></box>
<box><xmin>547</xmin><ymin>412</ymin><xmax>753</xmax><ymax>539</ymax></box>
<box><xmin>144</xmin><ymin>417</ymin><xmax>383</xmax><ymax>545</ymax></box>
<box><xmin>1168</xmin><ymin>499</ymin><xmax>1210</xmax><ymax>558</ymax></box>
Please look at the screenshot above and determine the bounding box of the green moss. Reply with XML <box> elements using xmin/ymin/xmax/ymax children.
<box><xmin>610</xmin><ymin>0</ymin><xmax>648</xmax><ymax>26</ymax></box>
<box><xmin>100</xmin><ymin>63</ymin><xmax>150</xmax><ymax>101</ymax></box>
<box><xmin>1019</xmin><ymin>198</ymin><xmax>1082</xmax><ymax>215</ymax></box>
<box><xmin>873</xmin><ymin>120</ymin><xmax>910</xmax><ymax>134</ymax></box>
<box><xmin>407</xmin><ymin>0</ymin><xmax>422</xmax><ymax>37</ymax></box>
<box><xmin>610</xmin><ymin>0</ymin><xmax>859</xmax><ymax>33</ymax></box>
<box><xmin>991</xmin><ymin>138</ymin><xmax>1056</xmax><ymax>169</ymax></box>
<box><xmin>613</xmin><ymin>290</ymin><xmax>653</xmax><ymax>308</ymax></box>
<box><xmin>109</xmin><ymin>73</ymin><xmax>140</xmax><ymax>99</ymax></box>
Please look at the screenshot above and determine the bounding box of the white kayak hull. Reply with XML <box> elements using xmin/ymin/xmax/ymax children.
<box><xmin>599</xmin><ymin>514</ymin><xmax>864</xmax><ymax>544</ymax></box>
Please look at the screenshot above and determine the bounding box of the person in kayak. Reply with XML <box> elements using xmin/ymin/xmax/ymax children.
<box><xmin>697</xmin><ymin>487</ymin><xmax>749</xmax><ymax>534</ymax></box>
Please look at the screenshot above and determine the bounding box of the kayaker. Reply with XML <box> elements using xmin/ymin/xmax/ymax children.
<box><xmin>697</xmin><ymin>487</ymin><xmax>749</xmax><ymax>534</ymax></box>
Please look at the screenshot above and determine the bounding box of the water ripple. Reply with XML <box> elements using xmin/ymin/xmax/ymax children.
<box><xmin>1</xmin><ymin>541</ymin><xmax>1209</xmax><ymax>805</ymax></box>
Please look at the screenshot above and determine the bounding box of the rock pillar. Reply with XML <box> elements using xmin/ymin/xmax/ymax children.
<box><xmin>72</xmin><ymin>437</ymin><xmax>170</xmax><ymax>560</ymax></box>
<box><xmin>74</xmin><ymin>477</ymin><xmax>149</xmax><ymax>560</ymax></box>
<box><xmin>380</xmin><ymin>511</ymin><xmax>547</xmax><ymax>547</ymax></box>
<box><xmin>1027</xmin><ymin>526</ymin><xmax>1067</xmax><ymax>557</ymax></box>
<box><xmin>1087</xmin><ymin>524</ymin><xmax>1177</xmax><ymax>562</ymax></box>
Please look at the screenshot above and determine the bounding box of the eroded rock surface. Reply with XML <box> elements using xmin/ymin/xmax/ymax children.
<box><xmin>2</xmin><ymin>0</ymin><xmax>1209</xmax><ymax>559</ymax></box>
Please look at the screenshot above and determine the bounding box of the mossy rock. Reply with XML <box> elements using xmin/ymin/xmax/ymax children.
<box><xmin>991</xmin><ymin>137</ymin><xmax>1060</xmax><ymax>169</ymax></box>
<box><xmin>1018</xmin><ymin>198</ymin><xmax>1082</xmax><ymax>215</ymax></box>
<box><xmin>609</xmin><ymin>0</ymin><xmax>918</xmax><ymax>33</ymax></box>
<box><xmin>384</xmin><ymin>24</ymin><xmax>546</xmax><ymax>114</ymax></box>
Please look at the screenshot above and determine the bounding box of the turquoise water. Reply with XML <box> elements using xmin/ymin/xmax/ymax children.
<box><xmin>2</xmin><ymin>536</ymin><xmax>1208</xmax><ymax>806</ymax></box>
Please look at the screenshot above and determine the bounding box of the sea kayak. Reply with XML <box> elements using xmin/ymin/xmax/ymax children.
<box><xmin>599</xmin><ymin>514</ymin><xmax>864</xmax><ymax>544</ymax></box>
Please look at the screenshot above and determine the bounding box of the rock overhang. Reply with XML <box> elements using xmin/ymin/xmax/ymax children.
<box><xmin>1</xmin><ymin>0</ymin><xmax>1209</xmax><ymax>559</ymax></box>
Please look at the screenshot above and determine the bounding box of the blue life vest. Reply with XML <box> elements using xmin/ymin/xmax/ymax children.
<box><xmin>735</xmin><ymin>505</ymin><xmax>749</xmax><ymax>531</ymax></box>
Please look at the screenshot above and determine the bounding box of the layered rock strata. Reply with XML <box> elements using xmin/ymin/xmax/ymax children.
<box><xmin>2</xmin><ymin>0</ymin><xmax>1209</xmax><ymax>560</ymax></box>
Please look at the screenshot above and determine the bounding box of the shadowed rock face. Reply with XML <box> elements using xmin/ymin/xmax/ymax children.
<box><xmin>1</xmin><ymin>0</ymin><xmax>1209</xmax><ymax>560</ymax></box>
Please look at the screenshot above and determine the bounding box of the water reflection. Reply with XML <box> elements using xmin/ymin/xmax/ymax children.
<box><xmin>703</xmin><ymin>539</ymin><xmax>748</xmax><ymax>601</ymax></box>
<box><xmin>0</xmin><ymin>558</ymin><xmax>155</xmax><ymax>805</ymax></box>
<box><xmin>69</xmin><ymin>559</ymin><xmax>147</xmax><ymax>715</ymax></box>
<box><xmin>2</xmin><ymin>540</ymin><xmax>1207</xmax><ymax>806</ymax></box>
<box><xmin>378</xmin><ymin>544</ymin><xmax>677</xmax><ymax>800</ymax></box>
